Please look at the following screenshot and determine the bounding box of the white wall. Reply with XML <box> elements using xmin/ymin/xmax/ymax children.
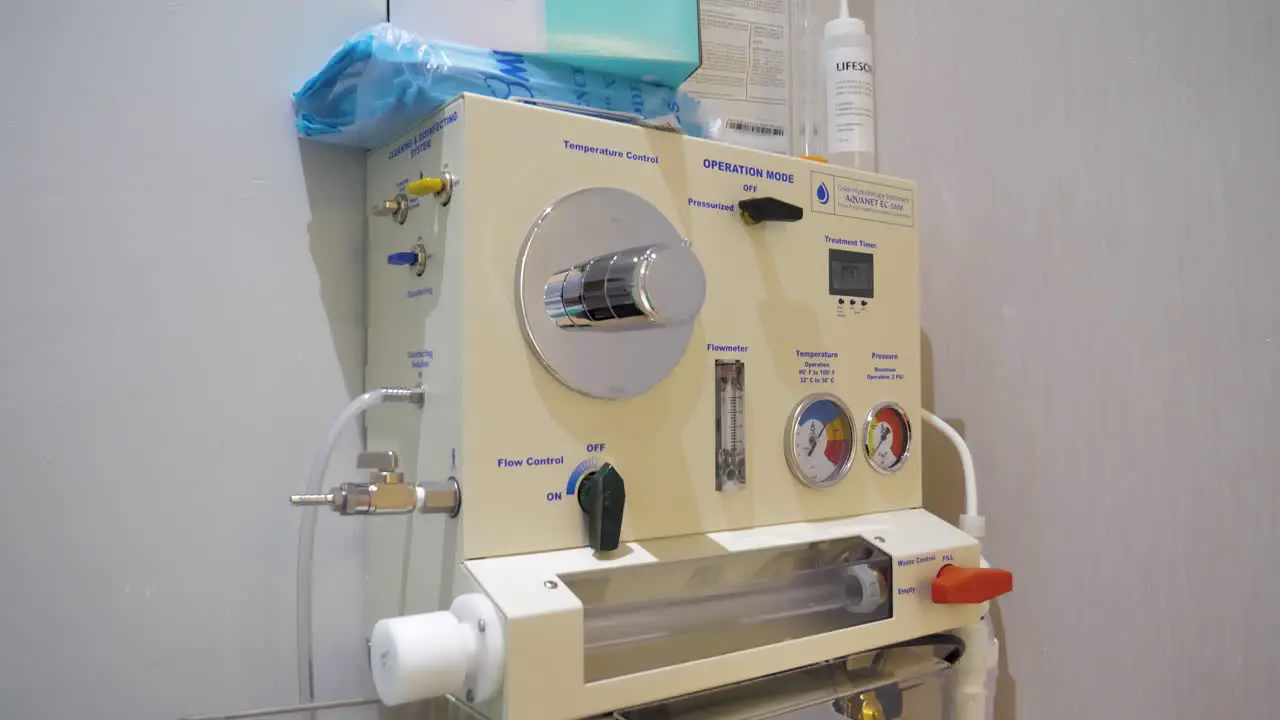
<box><xmin>4</xmin><ymin>2</ymin><xmax>1279</xmax><ymax>719</ymax></box>
<box><xmin>874</xmin><ymin>1</ymin><xmax>1280</xmax><ymax>717</ymax></box>
<box><xmin>0</xmin><ymin>1</ymin><xmax>383</xmax><ymax>718</ymax></box>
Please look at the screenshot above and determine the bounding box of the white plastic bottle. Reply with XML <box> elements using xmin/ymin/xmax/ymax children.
<box><xmin>823</xmin><ymin>1</ymin><xmax>875</xmax><ymax>171</ymax></box>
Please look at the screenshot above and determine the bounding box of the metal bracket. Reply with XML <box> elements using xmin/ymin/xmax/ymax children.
<box><xmin>179</xmin><ymin>696</ymin><xmax>379</xmax><ymax>720</ymax></box>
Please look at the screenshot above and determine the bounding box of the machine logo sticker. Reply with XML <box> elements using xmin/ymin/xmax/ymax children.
<box><xmin>810</xmin><ymin>171</ymin><xmax>916</xmax><ymax>226</ymax></box>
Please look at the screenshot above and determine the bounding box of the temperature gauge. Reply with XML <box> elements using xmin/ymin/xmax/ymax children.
<box><xmin>864</xmin><ymin>402</ymin><xmax>912</xmax><ymax>473</ymax></box>
<box><xmin>785</xmin><ymin>394</ymin><xmax>857</xmax><ymax>489</ymax></box>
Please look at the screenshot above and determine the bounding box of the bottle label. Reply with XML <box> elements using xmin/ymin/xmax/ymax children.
<box><xmin>825</xmin><ymin>45</ymin><xmax>876</xmax><ymax>154</ymax></box>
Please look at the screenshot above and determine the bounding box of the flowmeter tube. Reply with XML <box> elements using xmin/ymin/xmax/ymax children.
<box><xmin>715</xmin><ymin>360</ymin><xmax>747</xmax><ymax>491</ymax></box>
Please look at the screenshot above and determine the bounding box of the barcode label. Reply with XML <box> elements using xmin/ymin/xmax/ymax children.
<box><xmin>725</xmin><ymin>118</ymin><xmax>785</xmax><ymax>137</ymax></box>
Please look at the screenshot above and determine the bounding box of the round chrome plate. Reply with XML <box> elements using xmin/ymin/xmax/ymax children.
<box><xmin>515</xmin><ymin>188</ymin><xmax>695</xmax><ymax>399</ymax></box>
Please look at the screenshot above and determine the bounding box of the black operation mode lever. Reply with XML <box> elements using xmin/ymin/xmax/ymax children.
<box><xmin>738</xmin><ymin>197</ymin><xmax>804</xmax><ymax>225</ymax></box>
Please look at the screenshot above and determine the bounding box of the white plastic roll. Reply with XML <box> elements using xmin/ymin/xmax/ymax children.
<box><xmin>369</xmin><ymin>611</ymin><xmax>478</xmax><ymax>706</ymax></box>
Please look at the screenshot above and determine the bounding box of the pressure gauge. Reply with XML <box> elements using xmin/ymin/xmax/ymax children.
<box><xmin>864</xmin><ymin>402</ymin><xmax>912</xmax><ymax>474</ymax></box>
<box><xmin>784</xmin><ymin>394</ymin><xmax>857</xmax><ymax>489</ymax></box>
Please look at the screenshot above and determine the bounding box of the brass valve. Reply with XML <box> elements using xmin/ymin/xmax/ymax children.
<box><xmin>856</xmin><ymin>693</ymin><xmax>885</xmax><ymax>720</ymax></box>
<box><xmin>834</xmin><ymin>691</ymin><xmax>886</xmax><ymax>720</ymax></box>
<box><xmin>290</xmin><ymin>450</ymin><xmax>460</xmax><ymax>517</ymax></box>
<box><xmin>290</xmin><ymin>451</ymin><xmax>417</xmax><ymax>515</ymax></box>
<box><xmin>372</xmin><ymin>194</ymin><xmax>411</xmax><ymax>224</ymax></box>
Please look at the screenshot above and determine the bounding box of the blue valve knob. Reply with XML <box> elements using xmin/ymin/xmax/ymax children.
<box><xmin>387</xmin><ymin>251</ymin><xmax>418</xmax><ymax>266</ymax></box>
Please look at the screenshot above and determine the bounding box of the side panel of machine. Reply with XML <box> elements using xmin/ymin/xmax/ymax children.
<box><xmin>365</xmin><ymin>102</ymin><xmax>468</xmax><ymax>625</ymax></box>
<box><xmin>458</xmin><ymin>96</ymin><xmax>923</xmax><ymax>559</ymax></box>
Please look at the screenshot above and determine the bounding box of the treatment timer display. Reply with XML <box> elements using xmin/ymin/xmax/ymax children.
<box><xmin>828</xmin><ymin>249</ymin><xmax>874</xmax><ymax>298</ymax></box>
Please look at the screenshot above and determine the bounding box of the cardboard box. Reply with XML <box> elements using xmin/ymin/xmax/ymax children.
<box><xmin>387</xmin><ymin>0</ymin><xmax>701</xmax><ymax>87</ymax></box>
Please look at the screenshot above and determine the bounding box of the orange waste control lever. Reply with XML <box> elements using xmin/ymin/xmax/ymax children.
<box><xmin>931</xmin><ymin>565</ymin><xmax>1013</xmax><ymax>604</ymax></box>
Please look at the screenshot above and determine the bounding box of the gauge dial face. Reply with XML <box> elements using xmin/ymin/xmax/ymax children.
<box><xmin>785</xmin><ymin>395</ymin><xmax>856</xmax><ymax>489</ymax></box>
<box><xmin>864</xmin><ymin>402</ymin><xmax>912</xmax><ymax>473</ymax></box>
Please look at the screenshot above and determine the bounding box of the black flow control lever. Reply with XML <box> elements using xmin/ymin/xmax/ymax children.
<box><xmin>577</xmin><ymin>463</ymin><xmax>626</xmax><ymax>552</ymax></box>
<box><xmin>738</xmin><ymin>197</ymin><xmax>804</xmax><ymax>225</ymax></box>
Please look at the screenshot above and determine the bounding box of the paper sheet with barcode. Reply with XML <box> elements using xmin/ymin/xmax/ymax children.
<box><xmin>680</xmin><ymin>0</ymin><xmax>791</xmax><ymax>154</ymax></box>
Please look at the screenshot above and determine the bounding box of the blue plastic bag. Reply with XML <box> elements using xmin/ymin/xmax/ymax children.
<box><xmin>293</xmin><ymin>24</ymin><xmax>705</xmax><ymax>149</ymax></box>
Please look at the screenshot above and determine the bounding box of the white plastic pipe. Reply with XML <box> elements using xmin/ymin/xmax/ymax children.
<box><xmin>924</xmin><ymin>409</ymin><xmax>999</xmax><ymax>720</ymax></box>
<box><xmin>295</xmin><ymin>389</ymin><xmax>391</xmax><ymax>706</ymax></box>
<box><xmin>921</xmin><ymin>410</ymin><xmax>984</xmax><ymax>539</ymax></box>
<box><xmin>951</xmin><ymin>614</ymin><xmax>998</xmax><ymax>720</ymax></box>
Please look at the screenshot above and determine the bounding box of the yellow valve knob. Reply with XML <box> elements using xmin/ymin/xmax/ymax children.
<box><xmin>406</xmin><ymin>177</ymin><xmax>446</xmax><ymax>197</ymax></box>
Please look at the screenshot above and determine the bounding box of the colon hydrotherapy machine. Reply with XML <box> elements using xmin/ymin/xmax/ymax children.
<box><xmin>292</xmin><ymin>95</ymin><xmax>1012</xmax><ymax>720</ymax></box>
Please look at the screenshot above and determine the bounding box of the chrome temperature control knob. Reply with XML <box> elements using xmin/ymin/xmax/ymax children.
<box><xmin>515</xmin><ymin>187</ymin><xmax>703</xmax><ymax>398</ymax></box>
<box><xmin>544</xmin><ymin>242</ymin><xmax>706</xmax><ymax>330</ymax></box>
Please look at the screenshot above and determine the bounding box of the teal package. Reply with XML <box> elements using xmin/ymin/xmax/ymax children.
<box><xmin>542</xmin><ymin>0</ymin><xmax>702</xmax><ymax>87</ymax></box>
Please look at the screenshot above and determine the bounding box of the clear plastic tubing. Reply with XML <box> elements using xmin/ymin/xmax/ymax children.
<box><xmin>789</xmin><ymin>0</ymin><xmax>824</xmax><ymax>158</ymax></box>
<box><xmin>583</xmin><ymin>563</ymin><xmax>881</xmax><ymax>652</ymax></box>
<box><xmin>296</xmin><ymin>389</ymin><xmax>389</xmax><ymax>707</ymax></box>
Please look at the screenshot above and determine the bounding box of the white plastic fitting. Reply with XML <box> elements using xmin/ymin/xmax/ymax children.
<box><xmin>370</xmin><ymin>593</ymin><xmax>505</xmax><ymax>707</ymax></box>
<box><xmin>959</xmin><ymin>514</ymin><xmax>986</xmax><ymax>539</ymax></box>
